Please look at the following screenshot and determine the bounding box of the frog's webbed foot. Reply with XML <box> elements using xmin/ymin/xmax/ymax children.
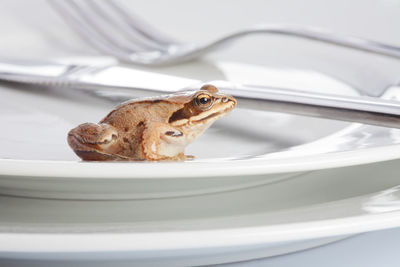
<box><xmin>183</xmin><ymin>154</ymin><xmax>195</xmax><ymax>161</ymax></box>
<box><xmin>170</xmin><ymin>153</ymin><xmax>195</xmax><ymax>161</ymax></box>
<box><xmin>154</xmin><ymin>153</ymin><xmax>194</xmax><ymax>162</ymax></box>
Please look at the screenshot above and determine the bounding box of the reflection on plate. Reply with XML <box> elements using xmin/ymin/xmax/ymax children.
<box><xmin>1</xmin><ymin>61</ymin><xmax>400</xmax><ymax>199</ymax></box>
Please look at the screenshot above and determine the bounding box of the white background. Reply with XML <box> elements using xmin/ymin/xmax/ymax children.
<box><xmin>0</xmin><ymin>0</ymin><xmax>400</xmax><ymax>266</ymax></box>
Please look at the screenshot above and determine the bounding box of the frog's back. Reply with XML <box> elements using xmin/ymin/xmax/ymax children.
<box><xmin>98</xmin><ymin>100</ymin><xmax>182</xmax><ymax>159</ymax></box>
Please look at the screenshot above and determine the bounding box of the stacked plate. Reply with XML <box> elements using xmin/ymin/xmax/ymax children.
<box><xmin>1</xmin><ymin>0</ymin><xmax>400</xmax><ymax>266</ymax></box>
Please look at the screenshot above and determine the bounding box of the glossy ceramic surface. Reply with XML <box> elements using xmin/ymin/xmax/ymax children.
<box><xmin>1</xmin><ymin>159</ymin><xmax>400</xmax><ymax>266</ymax></box>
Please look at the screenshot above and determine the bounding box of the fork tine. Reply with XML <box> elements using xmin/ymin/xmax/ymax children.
<box><xmin>68</xmin><ymin>0</ymin><xmax>146</xmax><ymax>52</ymax></box>
<box><xmin>50</xmin><ymin>1</ymin><xmax>159</xmax><ymax>64</ymax></box>
<box><xmin>49</xmin><ymin>0</ymin><xmax>150</xmax><ymax>63</ymax></box>
<box><xmin>84</xmin><ymin>0</ymin><xmax>167</xmax><ymax>51</ymax></box>
<box><xmin>49</xmin><ymin>1</ymin><xmax>128</xmax><ymax>57</ymax></box>
<box><xmin>105</xmin><ymin>0</ymin><xmax>178</xmax><ymax>46</ymax></box>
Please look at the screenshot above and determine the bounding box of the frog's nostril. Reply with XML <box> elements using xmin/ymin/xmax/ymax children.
<box><xmin>222</xmin><ymin>97</ymin><xmax>228</xmax><ymax>103</ymax></box>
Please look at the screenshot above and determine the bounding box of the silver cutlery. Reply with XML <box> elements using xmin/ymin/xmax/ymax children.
<box><xmin>49</xmin><ymin>0</ymin><xmax>400</xmax><ymax>65</ymax></box>
<box><xmin>1</xmin><ymin>58</ymin><xmax>400</xmax><ymax>129</ymax></box>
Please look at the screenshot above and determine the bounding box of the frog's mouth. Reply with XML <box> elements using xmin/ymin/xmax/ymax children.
<box><xmin>194</xmin><ymin>111</ymin><xmax>222</xmax><ymax>122</ymax></box>
<box><xmin>192</xmin><ymin>100</ymin><xmax>236</xmax><ymax>123</ymax></box>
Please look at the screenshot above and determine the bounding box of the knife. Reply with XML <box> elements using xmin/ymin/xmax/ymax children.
<box><xmin>1</xmin><ymin>58</ymin><xmax>400</xmax><ymax>128</ymax></box>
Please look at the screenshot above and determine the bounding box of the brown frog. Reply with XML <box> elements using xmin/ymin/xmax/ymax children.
<box><xmin>67</xmin><ymin>85</ymin><xmax>236</xmax><ymax>161</ymax></box>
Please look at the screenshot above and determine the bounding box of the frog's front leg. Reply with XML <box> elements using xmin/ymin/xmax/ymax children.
<box><xmin>142</xmin><ymin>122</ymin><xmax>193</xmax><ymax>161</ymax></box>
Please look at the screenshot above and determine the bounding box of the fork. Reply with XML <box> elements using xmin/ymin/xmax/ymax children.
<box><xmin>49</xmin><ymin>0</ymin><xmax>400</xmax><ymax>66</ymax></box>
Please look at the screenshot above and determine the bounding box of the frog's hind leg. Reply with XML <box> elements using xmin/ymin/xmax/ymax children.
<box><xmin>68</xmin><ymin>123</ymin><xmax>121</xmax><ymax>161</ymax></box>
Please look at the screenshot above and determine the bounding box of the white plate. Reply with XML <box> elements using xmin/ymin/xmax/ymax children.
<box><xmin>1</xmin><ymin>159</ymin><xmax>400</xmax><ymax>266</ymax></box>
<box><xmin>1</xmin><ymin>0</ymin><xmax>400</xmax><ymax>201</ymax></box>
<box><xmin>3</xmin><ymin>61</ymin><xmax>400</xmax><ymax>199</ymax></box>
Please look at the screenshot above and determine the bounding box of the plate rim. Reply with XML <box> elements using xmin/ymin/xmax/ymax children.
<box><xmin>1</xmin><ymin>143</ymin><xmax>400</xmax><ymax>178</ymax></box>
<box><xmin>1</xmin><ymin>210</ymin><xmax>399</xmax><ymax>253</ymax></box>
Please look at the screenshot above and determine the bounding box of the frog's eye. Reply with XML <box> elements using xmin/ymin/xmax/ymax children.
<box><xmin>194</xmin><ymin>93</ymin><xmax>213</xmax><ymax>110</ymax></box>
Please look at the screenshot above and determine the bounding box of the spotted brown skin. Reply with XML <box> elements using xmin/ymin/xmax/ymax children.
<box><xmin>67</xmin><ymin>85</ymin><xmax>236</xmax><ymax>161</ymax></box>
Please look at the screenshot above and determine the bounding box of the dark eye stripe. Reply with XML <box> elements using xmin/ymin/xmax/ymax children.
<box><xmin>168</xmin><ymin>103</ymin><xmax>203</xmax><ymax>123</ymax></box>
<box><xmin>168</xmin><ymin>108</ymin><xmax>187</xmax><ymax>123</ymax></box>
<box><xmin>169</xmin><ymin>94</ymin><xmax>218</xmax><ymax>123</ymax></box>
